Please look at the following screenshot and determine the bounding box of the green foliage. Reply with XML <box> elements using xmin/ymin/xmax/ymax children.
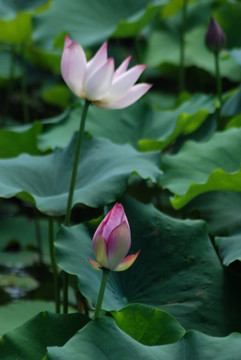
<box><xmin>161</xmin><ymin>127</ymin><xmax>241</xmax><ymax>209</ymax></box>
<box><xmin>38</xmin><ymin>94</ymin><xmax>215</xmax><ymax>152</ymax></box>
<box><xmin>215</xmin><ymin>232</ymin><xmax>241</xmax><ymax>266</ymax></box>
<box><xmin>111</xmin><ymin>303</ymin><xmax>185</xmax><ymax>345</ymax></box>
<box><xmin>0</xmin><ymin>123</ymin><xmax>42</xmax><ymax>158</ymax></box>
<box><xmin>0</xmin><ymin>13</ymin><xmax>32</xmax><ymax>44</ymax></box>
<box><xmin>33</xmin><ymin>0</ymin><xmax>169</xmax><ymax>48</ymax></box>
<box><xmin>0</xmin><ymin>301</ymin><xmax>54</xmax><ymax>335</ymax></box>
<box><xmin>41</xmin><ymin>85</ymin><xmax>71</xmax><ymax>109</ymax></box>
<box><xmin>1</xmin><ymin>0</ymin><xmax>241</xmax><ymax>358</ymax></box>
<box><xmin>145</xmin><ymin>26</ymin><xmax>241</xmax><ymax>81</ymax></box>
<box><xmin>0</xmin><ymin>311</ymin><xmax>89</xmax><ymax>359</ymax></box>
<box><xmin>185</xmin><ymin>192</ymin><xmax>241</xmax><ymax>236</ymax></box>
<box><xmin>0</xmin><ymin>134</ymin><xmax>161</xmax><ymax>215</ymax></box>
<box><xmin>55</xmin><ymin>196</ymin><xmax>241</xmax><ymax>335</ymax></box>
<box><xmin>45</xmin><ymin>317</ymin><xmax>241</xmax><ymax>360</ymax></box>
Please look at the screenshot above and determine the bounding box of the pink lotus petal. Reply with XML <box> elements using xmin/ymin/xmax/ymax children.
<box><xmin>61</xmin><ymin>40</ymin><xmax>87</xmax><ymax>98</ymax></box>
<box><xmin>88</xmin><ymin>259</ymin><xmax>101</xmax><ymax>271</ymax></box>
<box><xmin>101</xmin><ymin>64</ymin><xmax>146</xmax><ymax>103</ymax></box>
<box><xmin>93</xmin><ymin>204</ymin><xmax>129</xmax><ymax>247</ymax></box>
<box><xmin>94</xmin><ymin>235</ymin><xmax>108</xmax><ymax>269</ymax></box>
<box><xmin>114</xmin><ymin>251</ymin><xmax>140</xmax><ymax>271</ymax></box>
<box><xmin>85</xmin><ymin>42</ymin><xmax>108</xmax><ymax>85</ymax></box>
<box><xmin>61</xmin><ymin>37</ymin><xmax>151</xmax><ymax>109</ymax></box>
<box><xmin>93</xmin><ymin>203</ymin><xmax>129</xmax><ymax>248</ymax></box>
<box><xmin>113</xmin><ymin>56</ymin><xmax>131</xmax><ymax>78</ymax></box>
<box><xmin>99</xmin><ymin>83</ymin><xmax>152</xmax><ymax>109</ymax></box>
<box><xmin>85</xmin><ymin>58</ymin><xmax>114</xmax><ymax>100</ymax></box>
<box><xmin>64</xmin><ymin>35</ymin><xmax>73</xmax><ymax>48</ymax></box>
<box><xmin>107</xmin><ymin>222</ymin><xmax>131</xmax><ymax>270</ymax></box>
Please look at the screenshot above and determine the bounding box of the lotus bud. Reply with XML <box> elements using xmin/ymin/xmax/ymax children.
<box><xmin>205</xmin><ymin>17</ymin><xmax>226</xmax><ymax>53</ymax></box>
<box><xmin>88</xmin><ymin>203</ymin><xmax>139</xmax><ymax>271</ymax></box>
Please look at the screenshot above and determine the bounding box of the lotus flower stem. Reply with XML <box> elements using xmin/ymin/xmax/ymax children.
<box><xmin>64</xmin><ymin>99</ymin><xmax>91</xmax><ymax>227</ymax></box>
<box><xmin>214</xmin><ymin>52</ymin><xmax>222</xmax><ymax>105</ymax></box>
<box><xmin>48</xmin><ymin>217</ymin><xmax>60</xmax><ymax>313</ymax></box>
<box><xmin>63</xmin><ymin>98</ymin><xmax>91</xmax><ymax>314</ymax></box>
<box><xmin>94</xmin><ymin>269</ymin><xmax>109</xmax><ymax>319</ymax></box>
<box><xmin>34</xmin><ymin>212</ymin><xmax>44</xmax><ymax>265</ymax></box>
<box><xmin>179</xmin><ymin>0</ymin><xmax>188</xmax><ymax>92</ymax></box>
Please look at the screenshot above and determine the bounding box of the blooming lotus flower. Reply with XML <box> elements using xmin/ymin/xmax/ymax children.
<box><xmin>61</xmin><ymin>36</ymin><xmax>151</xmax><ymax>109</ymax></box>
<box><xmin>205</xmin><ymin>17</ymin><xmax>226</xmax><ymax>53</ymax></box>
<box><xmin>88</xmin><ymin>203</ymin><xmax>139</xmax><ymax>271</ymax></box>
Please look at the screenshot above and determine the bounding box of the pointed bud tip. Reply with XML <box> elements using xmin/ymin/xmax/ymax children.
<box><xmin>64</xmin><ymin>34</ymin><xmax>72</xmax><ymax>48</ymax></box>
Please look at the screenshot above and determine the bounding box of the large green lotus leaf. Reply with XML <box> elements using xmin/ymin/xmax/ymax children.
<box><xmin>0</xmin><ymin>0</ymin><xmax>48</xmax><ymax>17</ymax></box>
<box><xmin>38</xmin><ymin>102</ymin><xmax>151</xmax><ymax>150</ymax></box>
<box><xmin>145</xmin><ymin>26</ymin><xmax>241</xmax><ymax>81</ymax></box>
<box><xmin>33</xmin><ymin>0</ymin><xmax>168</xmax><ymax>49</ymax></box>
<box><xmin>111</xmin><ymin>303</ymin><xmax>185</xmax><ymax>345</ymax></box>
<box><xmin>46</xmin><ymin>317</ymin><xmax>241</xmax><ymax>360</ymax></box>
<box><xmin>0</xmin><ymin>12</ymin><xmax>32</xmax><ymax>44</ymax></box>
<box><xmin>138</xmin><ymin>93</ymin><xmax>215</xmax><ymax>151</ymax></box>
<box><xmin>215</xmin><ymin>232</ymin><xmax>241</xmax><ymax>266</ymax></box>
<box><xmin>45</xmin><ymin>317</ymin><xmax>167</xmax><ymax>360</ymax></box>
<box><xmin>55</xmin><ymin>196</ymin><xmax>241</xmax><ymax>335</ymax></box>
<box><xmin>186</xmin><ymin>192</ymin><xmax>241</xmax><ymax>236</ymax></box>
<box><xmin>0</xmin><ymin>300</ymin><xmax>54</xmax><ymax>335</ymax></box>
<box><xmin>0</xmin><ymin>310</ymin><xmax>89</xmax><ymax>360</ymax></box>
<box><xmin>0</xmin><ymin>123</ymin><xmax>42</xmax><ymax>158</ymax></box>
<box><xmin>161</xmin><ymin>127</ymin><xmax>241</xmax><ymax>209</ymax></box>
<box><xmin>38</xmin><ymin>94</ymin><xmax>215</xmax><ymax>152</ymax></box>
<box><xmin>0</xmin><ymin>135</ymin><xmax>161</xmax><ymax>216</ymax></box>
<box><xmin>222</xmin><ymin>84</ymin><xmax>241</xmax><ymax>120</ymax></box>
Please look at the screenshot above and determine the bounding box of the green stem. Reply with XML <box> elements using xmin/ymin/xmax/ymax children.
<box><xmin>49</xmin><ymin>217</ymin><xmax>60</xmax><ymax>313</ymax></box>
<box><xmin>214</xmin><ymin>51</ymin><xmax>222</xmax><ymax>105</ymax></box>
<box><xmin>179</xmin><ymin>0</ymin><xmax>188</xmax><ymax>92</ymax></box>
<box><xmin>21</xmin><ymin>44</ymin><xmax>29</xmax><ymax>123</ymax></box>
<box><xmin>63</xmin><ymin>99</ymin><xmax>91</xmax><ymax>314</ymax></box>
<box><xmin>94</xmin><ymin>270</ymin><xmax>109</xmax><ymax>319</ymax></box>
<box><xmin>34</xmin><ymin>214</ymin><xmax>43</xmax><ymax>264</ymax></box>
<box><xmin>62</xmin><ymin>272</ymin><xmax>68</xmax><ymax>314</ymax></box>
<box><xmin>64</xmin><ymin>99</ymin><xmax>91</xmax><ymax>227</ymax></box>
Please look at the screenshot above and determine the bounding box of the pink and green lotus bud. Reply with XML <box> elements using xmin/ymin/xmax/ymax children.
<box><xmin>88</xmin><ymin>203</ymin><xmax>140</xmax><ymax>271</ymax></box>
<box><xmin>61</xmin><ymin>36</ymin><xmax>152</xmax><ymax>109</ymax></box>
<box><xmin>205</xmin><ymin>17</ymin><xmax>226</xmax><ymax>53</ymax></box>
